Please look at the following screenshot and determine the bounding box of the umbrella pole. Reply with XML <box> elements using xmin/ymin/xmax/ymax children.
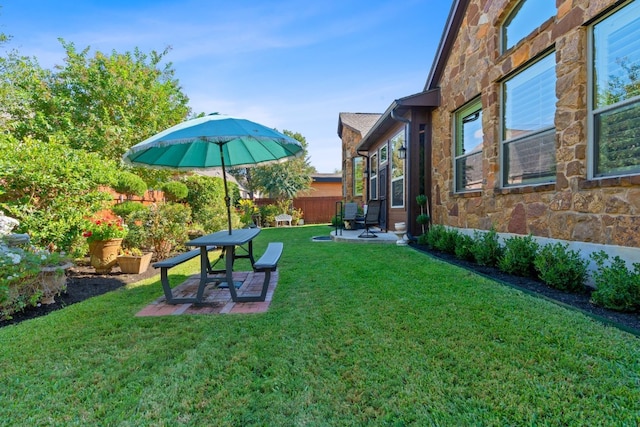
<box><xmin>219</xmin><ymin>144</ymin><xmax>233</xmax><ymax>234</ymax></box>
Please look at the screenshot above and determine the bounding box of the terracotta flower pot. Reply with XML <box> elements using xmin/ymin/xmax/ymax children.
<box><xmin>89</xmin><ymin>238</ymin><xmax>123</xmax><ymax>274</ymax></box>
<box><xmin>117</xmin><ymin>252</ymin><xmax>153</xmax><ymax>274</ymax></box>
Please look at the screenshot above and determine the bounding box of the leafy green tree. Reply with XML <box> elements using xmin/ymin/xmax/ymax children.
<box><xmin>0</xmin><ymin>39</ymin><xmax>191</xmax><ymax>163</ymax></box>
<box><xmin>183</xmin><ymin>175</ymin><xmax>241</xmax><ymax>233</ymax></box>
<box><xmin>0</xmin><ymin>50</ymin><xmax>53</xmax><ymax>138</ymax></box>
<box><xmin>51</xmin><ymin>40</ymin><xmax>191</xmax><ymax>161</ymax></box>
<box><xmin>250</xmin><ymin>130</ymin><xmax>314</xmax><ymax>201</ymax></box>
<box><xmin>0</xmin><ymin>135</ymin><xmax>117</xmax><ymax>252</ymax></box>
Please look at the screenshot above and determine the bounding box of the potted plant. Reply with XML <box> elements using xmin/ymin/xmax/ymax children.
<box><xmin>0</xmin><ymin>240</ymin><xmax>73</xmax><ymax>316</ymax></box>
<box><xmin>292</xmin><ymin>207</ymin><xmax>304</xmax><ymax>226</ymax></box>
<box><xmin>83</xmin><ymin>217</ymin><xmax>128</xmax><ymax>273</ymax></box>
<box><xmin>117</xmin><ymin>247</ymin><xmax>153</xmax><ymax>274</ymax></box>
<box><xmin>416</xmin><ymin>194</ymin><xmax>430</xmax><ymax>235</ymax></box>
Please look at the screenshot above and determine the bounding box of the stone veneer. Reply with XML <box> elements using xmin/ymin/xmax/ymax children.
<box><xmin>341</xmin><ymin>125</ymin><xmax>365</xmax><ymax>204</ymax></box>
<box><xmin>431</xmin><ymin>0</ymin><xmax>640</xmax><ymax>248</ymax></box>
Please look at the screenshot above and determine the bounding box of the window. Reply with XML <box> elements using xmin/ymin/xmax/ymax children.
<box><xmin>353</xmin><ymin>157</ymin><xmax>363</xmax><ymax>197</ymax></box>
<box><xmin>454</xmin><ymin>99</ymin><xmax>483</xmax><ymax>192</ymax></box>
<box><xmin>379</xmin><ymin>144</ymin><xmax>388</xmax><ymax>164</ymax></box>
<box><xmin>369</xmin><ymin>153</ymin><xmax>378</xmax><ymax>200</ymax></box>
<box><xmin>591</xmin><ymin>1</ymin><xmax>640</xmax><ymax>178</ymax></box>
<box><xmin>502</xmin><ymin>52</ymin><xmax>557</xmax><ymax>186</ymax></box>
<box><xmin>503</xmin><ymin>0</ymin><xmax>555</xmax><ymax>51</ymax></box>
<box><xmin>391</xmin><ymin>129</ymin><xmax>405</xmax><ymax>207</ymax></box>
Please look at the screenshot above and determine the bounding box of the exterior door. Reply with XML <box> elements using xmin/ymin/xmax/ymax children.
<box><xmin>378</xmin><ymin>165</ymin><xmax>388</xmax><ymax>231</ymax></box>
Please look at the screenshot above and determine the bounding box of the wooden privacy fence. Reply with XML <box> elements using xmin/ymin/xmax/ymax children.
<box><xmin>255</xmin><ymin>196</ymin><xmax>342</xmax><ymax>224</ymax></box>
<box><xmin>102</xmin><ymin>186</ymin><xmax>340</xmax><ymax>225</ymax></box>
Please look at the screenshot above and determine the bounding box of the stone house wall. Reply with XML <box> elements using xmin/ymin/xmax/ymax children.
<box><xmin>341</xmin><ymin>125</ymin><xmax>366</xmax><ymax>204</ymax></box>
<box><xmin>431</xmin><ymin>0</ymin><xmax>640</xmax><ymax>248</ymax></box>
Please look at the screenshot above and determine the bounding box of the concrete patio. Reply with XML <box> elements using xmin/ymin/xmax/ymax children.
<box><xmin>328</xmin><ymin>227</ymin><xmax>403</xmax><ymax>244</ymax></box>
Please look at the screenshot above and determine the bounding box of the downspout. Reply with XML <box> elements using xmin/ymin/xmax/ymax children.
<box><xmin>390</xmin><ymin>105</ymin><xmax>410</xmax><ymax>231</ymax></box>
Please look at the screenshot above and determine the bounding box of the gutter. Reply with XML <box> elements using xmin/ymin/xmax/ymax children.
<box><xmin>390</xmin><ymin>106</ymin><xmax>410</xmax><ymax>125</ymax></box>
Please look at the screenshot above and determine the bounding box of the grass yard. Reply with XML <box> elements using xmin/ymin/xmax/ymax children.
<box><xmin>1</xmin><ymin>225</ymin><xmax>639</xmax><ymax>426</ymax></box>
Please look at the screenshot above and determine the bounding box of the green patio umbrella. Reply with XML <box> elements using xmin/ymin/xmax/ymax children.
<box><xmin>122</xmin><ymin>113</ymin><xmax>303</xmax><ymax>234</ymax></box>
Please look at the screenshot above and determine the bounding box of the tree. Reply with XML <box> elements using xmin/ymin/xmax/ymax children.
<box><xmin>0</xmin><ymin>39</ymin><xmax>191</xmax><ymax>163</ymax></box>
<box><xmin>183</xmin><ymin>175</ymin><xmax>241</xmax><ymax>233</ymax></box>
<box><xmin>249</xmin><ymin>130</ymin><xmax>315</xmax><ymax>201</ymax></box>
<box><xmin>0</xmin><ymin>50</ymin><xmax>53</xmax><ymax>138</ymax></box>
<box><xmin>0</xmin><ymin>135</ymin><xmax>117</xmax><ymax>252</ymax></box>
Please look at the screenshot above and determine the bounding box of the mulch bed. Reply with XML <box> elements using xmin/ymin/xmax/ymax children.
<box><xmin>0</xmin><ymin>261</ymin><xmax>161</xmax><ymax>328</ymax></box>
<box><xmin>3</xmin><ymin>249</ymin><xmax>639</xmax><ymax>336</ymax></box>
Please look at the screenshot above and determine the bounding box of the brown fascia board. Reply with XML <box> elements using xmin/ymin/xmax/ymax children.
<box><xmin>425</xmin><ymin>0</ymin><xmax>470</xmax><ymax>90</ymax></box>
<box><xmin>356</xmin><ymin>89</ymin><xmax>440</xmax><ymax>152</ymax></box>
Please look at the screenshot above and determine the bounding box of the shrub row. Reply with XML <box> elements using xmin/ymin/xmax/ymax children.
<box><xmin>418</xmin><ymin>225</ymin><xmax>640</xmax><ymax>312</ymax></box>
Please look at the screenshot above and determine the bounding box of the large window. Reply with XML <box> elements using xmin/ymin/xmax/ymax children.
<box><xmin>503</xmin><ymin>0</ymin><xmax>556</xmax><ymax>51</ymax></box>
<box><xmin>454</xmin><ymin>99</ymin><xmax>483</xmax><ymax>192</ymax></box>
<box><xmin>353</xmin><ymin>157</ymin><xmax>363</xmax><ymax>197</ymax></box>
<box><xmin>391</xmin><ymin>129</ymin><xmax>405</xmax><ymax>208</ymax></box>
<box><xmin>502</xmin><ymin>52</ymin><xmax>557</xmax><ymax>186</ymax></box>
<box><xmin>591</xmin><ymin>0</ymin><xmax>640</xmax><ymax>178</ymax></box>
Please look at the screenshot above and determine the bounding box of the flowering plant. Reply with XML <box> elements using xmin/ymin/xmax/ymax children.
<box><xmin>82</xmin><ymin>218</ymin><xmax>128</xmax><ymax>243</ymax></box>
<box><xmin>119</xmin><ymin>247</ymin><xmax>144</xmax><ymax>257</ymax></box>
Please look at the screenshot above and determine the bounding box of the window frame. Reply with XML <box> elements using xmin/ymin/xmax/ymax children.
<box><xmin>369</xmin><ymin>153</ymin><xmax>378</xmax><ymax>200</ymax></box>
<box><xmin>453</xmin><ymin>98</ymin><xmax>483</xmax><ymax>193</ymax></box>
<box><xmin>501</xmin><ymin>51</ymin><xmax>557</xmax><ymax>188</ymax></box>
<box><xmin>379</xmin><ymin>144</ymin><xmax>388</xmax><ymax>165</ymax></box>
<box><xmin>352</xmin><ymin>156</ymin><xmax>363</xmax><ymax>197</ymax></box>
<box><xmin>502</xmin><ymin>0</ymin><xmax>556</xmax><ymax>52</ymax></box>
<box><xmin>390</xmin><ymin>128</ymin><xmax>406</xmax><ymax>208</ymax></box>
<box><xmin>588</xmin><ymin>0</ymin><xmax>640</xmax><ymax>179</ymax></box>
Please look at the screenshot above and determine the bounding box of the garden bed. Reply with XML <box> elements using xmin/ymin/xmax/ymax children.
<box><xmin>410</xmin><ymin>244</ymin><xmax>640</xmax><ymax>336</ymax></box>
<box><xmin>0</xmin><ymin>260</ymin><xmax>160</xmax><ymax>328</ymax></box>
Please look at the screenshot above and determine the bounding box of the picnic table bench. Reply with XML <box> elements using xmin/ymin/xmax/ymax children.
<box><xmin>153</xmin><ymin>246</ymin><xmax>218</xmax><ymax>304</ymax></box>
<box><xmin>249</xmin><ymin>242</ymin><xmax>283</xmax><ymax>302</ymax></box>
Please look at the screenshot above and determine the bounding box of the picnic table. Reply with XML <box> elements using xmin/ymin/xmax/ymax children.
<box><xmin>154</xmin><ymin>228</ymin><xmax>283</xmax><ymax>304</ymax></box>
<box><xmin>187</xmin><ymin>228</ymin><xmax>261</xmax><ymax>302</ymax></box>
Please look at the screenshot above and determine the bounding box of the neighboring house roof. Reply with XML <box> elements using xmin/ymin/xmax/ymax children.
<box><xmin>312</xmin><ymin>173</ymin><xmax>342</xmax><ymax>183</ymax></box>
<box><xmin>337</xmin><ymin>113</ymin><xmax>382</xmax><ymax>138</ymax></box>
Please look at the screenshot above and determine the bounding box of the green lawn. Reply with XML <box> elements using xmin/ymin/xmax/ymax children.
<box><xmin>1</xmin><ymin>225</ymin><xmax>639</xmax><ymax>426</ymax></box>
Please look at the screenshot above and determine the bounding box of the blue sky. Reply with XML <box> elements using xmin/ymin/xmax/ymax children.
<box><xmin>2</xmin><ymin>1</ymin><xmax>451</xmax><ymax>172</ymax></box>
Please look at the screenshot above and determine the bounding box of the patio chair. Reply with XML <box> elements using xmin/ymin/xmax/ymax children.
<box><xmin>342</xmin><ymin>202</ymin><xmax>358</xmax><ymax>230</ymax></box>
<box><xmin>359</xmin><ymin>200</ymin><xmax>381</xmax><ymax>238</ymax></box>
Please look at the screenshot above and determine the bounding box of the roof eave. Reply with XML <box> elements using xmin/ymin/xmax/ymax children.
<box><xmin>356</xmin><ymin>89</ymin><xmax>440</xmax><ymax>152</ymax></box>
